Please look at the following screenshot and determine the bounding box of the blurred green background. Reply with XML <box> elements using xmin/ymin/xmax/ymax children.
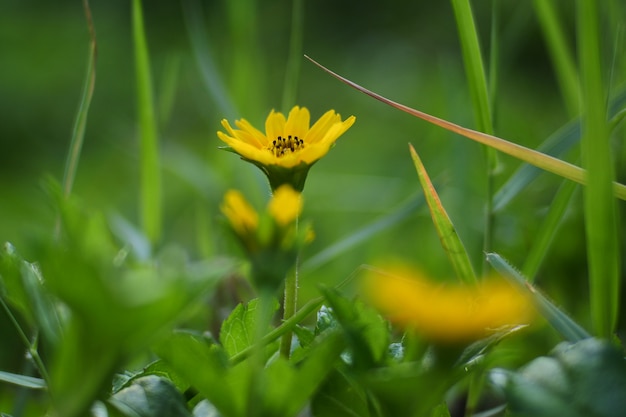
<box><xmin>1</xmin><ymin>0</ymin><xmax>621</xmax><ymax>350</ymax></box>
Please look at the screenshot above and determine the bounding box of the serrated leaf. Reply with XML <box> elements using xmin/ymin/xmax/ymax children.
<box><xmin>263</xmin><ymin>331</ymin><xmax>346</xmax><ymax>417</ymax></box>
<box><xmin>319</xmin><ymin>287</ymin><xmax>389</xmax><ymax>369</ymax></box>
<box><xmin>108</xmin><ymin>375</ymin><xmax>191</xmax><ymax>417</ymax></box>
<box><xmin>219</xmin><ymin>298</ymin><xmax>279</xmax><ymax>358</ymax></box>
<box><xmin>409</xmin><ymin>144</ymin><xmax>476</xmax><ymax>284</ymax></box>
<box><xmin>0</xmin><ymin>370</ymin><xmax>46</xmax><ymax>389</ymax></box>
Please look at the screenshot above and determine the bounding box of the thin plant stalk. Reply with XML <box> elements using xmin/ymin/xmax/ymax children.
<box><xmin>280</xmin><ymin>216</ymin><xmax>299</xmax><ymax>358</ymax></box>
<box><xmin>0</xmin><ymin>298</ymin><xmax>49</xmax><ymax>385</ymax></box>
<box><xmin>62</xmin><ymin>0</ymin><xmax>97</xmax><ymax>198</ymax></box>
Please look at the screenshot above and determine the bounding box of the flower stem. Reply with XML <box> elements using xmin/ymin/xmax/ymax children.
<box><xmin>279</xmin><ymin>258</ymin><xmax>298</xmax><ymax>358</ymax></box>
<box><xmin>280</xmin><ymin>214</ymin><xmax>300</xmax><ymax>358</ymax></box>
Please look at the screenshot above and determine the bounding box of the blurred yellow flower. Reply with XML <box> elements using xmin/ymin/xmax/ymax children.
<box><xmin>221</xmin><ymin>190</ymin><xmax>259</xmax><ymax>236</ymax></box>
<box><xmin>217</xmin><ymin>106</ymin><xmax>356</xmax><ymax>191</ymax></box>
<box><xmin>268</xmin><ymin>185</ymin><xmax>302</xmax><ymax>226</ymax></box>
<box><xmin>363</xmin><ymin>265</ymin><xmax>534</xmax><ymax>344</ymax></box>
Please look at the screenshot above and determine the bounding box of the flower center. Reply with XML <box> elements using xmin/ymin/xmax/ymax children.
<box><xmin>269</xmin><ymin>135</ymin><xmax>305</xmax><ymax>157</ymax></box>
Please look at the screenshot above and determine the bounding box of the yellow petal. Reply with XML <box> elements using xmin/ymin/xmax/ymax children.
<box><xmin>284</xmin><ymin>106</ymin><xmax>310</xmax><ymax>141</ymax></box>
<box><xmin>265</xmin><ymin>110</ymin><xmax>287</xmax><ymax>144</ymax></box>
<box><xmin>234</xmin><ymin>118</ymin><xmax>268</xmax><ymax>147</ymax></box>
<box><xmin>304</xmin><ymin>110</ymin><xmax>340</xmax><ymax>144</ymax></box>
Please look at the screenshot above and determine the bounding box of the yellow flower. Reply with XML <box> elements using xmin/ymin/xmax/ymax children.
<box><xmin>217</xmin><ymin>106</ymin><xmax>356</xmax><ymax>191</ymax></box>
<box><xmin>268</xmin><ymin>185</ymin><xmax>302</xmax><ymax>226</ymax></box>
<box><xmin>363</xmin><ymin>265</ymin><xmax>534</xmax><ymax>344</ymax></box>
<box><xmin>221</xmin><ymin>190</ymin><xmax>259</xmax><ymax>236</ymax></box>
<box><xmin>220</xmin><ymin>185</ymin><xmax>310</xmax><ymax>291</ymax></box>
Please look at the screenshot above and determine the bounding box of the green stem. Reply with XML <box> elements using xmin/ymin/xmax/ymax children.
<box><xmin>279</xmin><ymin>256</ymin><xmax>298</xmax><ymax>358</ymax></box>
<box><xmin>234</xmin><ymin>295</ymin><xmax>322</xmax><ymax>366</ymax></box>
<box><xmin>0</xmin><ymin>298</ymin><xmax>49</xmax><ymax>384</ymax></box>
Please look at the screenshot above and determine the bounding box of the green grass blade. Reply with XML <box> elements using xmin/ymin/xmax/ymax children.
<box><xmin>409</xmin><ymin>144</ymin><xmax>476</xmax><ymax>284</ymax></box>
<box><xmin>450</xmin><ymin>0</ymin><xmax>493</xmax><ymax>135</ymax></box>
<box><xmin>493</xmin><ymin>87</ymin><xmax>626</xmax><ymax>211</ymax></box>
<box><xmin>181</xmin><ymin>0</ymin><xmax>236</xmax><ymax>118</ymax></box>
<box><xmin>0</xmin><ymin>371</ymin><xmax>46</xmax><ymax>390</ymax></box>
<box><xmin>450</xmin><ymin>0</ymin><xmax>497</xmax><ymax>270</ymax></box>
<box><xmin>281</xmin><ymin>0</ymin><xmax>304</xmax><ymax>113</ymax></box>
<box><xmin>486</xmin><ymin>252</ymin><xmax>591</xmax><ymax>342</ymax></box>
<box><xmin>132</xmin><ymin>0</ymin><xmax>161</xmax><ymax>244</ymax></box>
<box><xmin>533</xmin><ymin>0</ymin><xmax>580</xmax><ymax>116</ymax></box>
<box><xmin>305</xmin><ymin>55</ymin><xmax>626</xmax><ymax>201</ymax></box>
<box><xmin>225</xmin><ymin>0</ymin><xmax>263</xmax><ymax>116</ymax></box>
<box><xmin>522</xmin><ymin>180</ymin><xmax>578</xmax><ymax>281</ymax></box>
<box><xmin>62</xmin><ymin>0</ymin><xmax>96</xmax><ymax>197</ymax></box>
<box><xmin>577</xmin><ymin>0</ymin><xmax>620</xmax><ymax>338</ymax></box>
<box><xmin>300</xmin><ymin>193</ymin><xmax>425</xmax><ymax>274</ymax></box>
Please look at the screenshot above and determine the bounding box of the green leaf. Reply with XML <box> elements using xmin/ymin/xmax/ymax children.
<box><xmin>0</xmin><ymin>242</ymin><xmax>62</xmax><ymax>344</ymax></box>
<box><xmin>113</xmin><ymin>360</ymin><xmax>190</xmax><ymax>395</ymax></box>
<box><xmin>263</xmin><ymin>331</ymin><xmax>346</xmax><ymax>417</ymax></box>
<box><xmin>219</xmin><ymin>298</ymin><xmax>279</xmax><ymax>358</ymax></box>
<box><xmin>155</xmin><ymin>331</ymin><xmax>243</xmax><ymax>417</ymax></box>
<box><xmin>0</xmin><ymin>370</ymin><xmax>46</xmax><ymax>389</ymax></box>
<box><xmin>311</xmin><ymin>369</ymin><xmax>371</xmax><ymax>417</ymax></box>
<box><xmin>430</xmin><ymin>402</ymin><xmax>452</xmax><ymax>417</ymax></box>
<box><xmin>108</xmin><ymin>375</ymin><xmax>191</xmax><ymax>417</ymax></box>
<box><xmin>409</xmin><ymin>144</ymin><xmax>477</xmax><ymax>284</ymax></box>
<box><xmin>493</xmin><ymin>338</ymin><xmax>626</xmax><ymax>417</ymax></box>
<box><xmin>319</xmin><ymin>288</ymin><xmax>389</xmax><ymax>369</ymax></box>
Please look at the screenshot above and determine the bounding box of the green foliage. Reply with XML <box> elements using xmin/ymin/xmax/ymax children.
<box><xmin>2</xmin><ymin>1</ymin><xmax>626</xmax><ymax>417</ymax></box>
<box><xmin>493</xmin><ymin>338</ymin><xmax>626</xmax><ymax>417</ymax></box>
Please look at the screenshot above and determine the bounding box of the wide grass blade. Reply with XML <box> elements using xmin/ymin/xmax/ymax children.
<box><xmin>486</xmin><ymin>252</ymin><xmax>591</xmax><ymax>342</ymax></box>
<box><xmin>132</xmin><ymin>0</ymin><xmax>162</xmax><ymax>244</ymax></box>
<box><xmin>449</xmin><ymin>0</ymin><xmax>497</xmax><ymax>270</ymax></box>
<box><xmin>305</xmin><ymin>55</ymin><xmax>626</xmax><ymax>201</ymax></box>
<box><xmin>449</xmin><ymin>0</ymin><xmax>493</xmax><ymax>135</ymax></box>
<box><xmin>577</xmin><ymin>0</ymin><xmax>620</xmax><ymax>338</ymax></box>
<box><xmin>62</xmin><ymin>0</ymin><xmax>97</xmax><ymax>198</ymax></box>
<box><xmin>409</xmin><ymin>144</ymin><xmax>476</xmax><ymax>284</ymax></box>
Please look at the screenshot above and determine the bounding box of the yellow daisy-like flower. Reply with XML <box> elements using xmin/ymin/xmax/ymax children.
<box><xmin>217</xmin><ymin>106</ymin><xmax>356</xmax><ymax>191</ymax></box>
<box><xmin>363</xmin><ymin>265</ymin><xmax>534</xmax><ymax>344</ymax></box>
